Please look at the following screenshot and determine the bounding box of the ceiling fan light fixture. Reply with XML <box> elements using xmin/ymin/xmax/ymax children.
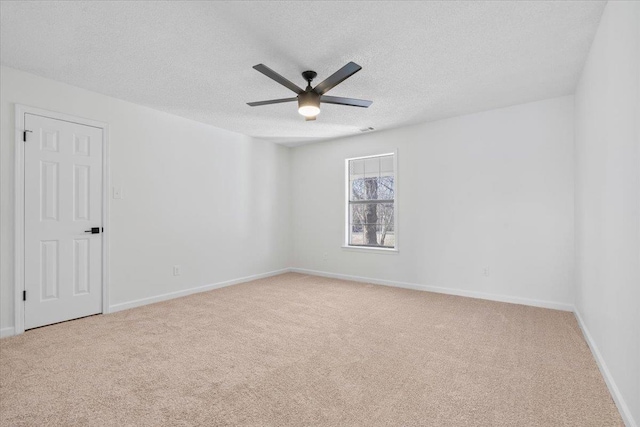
<box><xmin>298</xmin><ymin>91</ymin><xmax>320</xmax><ymax>117</ymax></box>
<box><xmin>247</xmin><ymin>62</ymin><xmax>372</xmax><ymax>121</ymax></box>
<box><xmin>298</xmin><ymin>105</ymin><xmax>320</xmax><ymax>117</ymax></box>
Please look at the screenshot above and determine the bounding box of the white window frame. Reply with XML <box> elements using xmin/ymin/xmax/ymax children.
<box><xmin>343</xmin><ymin>150</ymin><xmax>398</xmax><ymax>253</ymax></box>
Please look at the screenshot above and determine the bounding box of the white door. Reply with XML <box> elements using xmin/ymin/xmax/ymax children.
<box><xmin>24</xmin><ymin>113</ymin><xmax>103</xmax><ymax>330</ymax></box>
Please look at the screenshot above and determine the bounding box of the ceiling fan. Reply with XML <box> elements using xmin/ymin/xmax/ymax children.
<box><xmin>247</xmin><ymin>61</ymin><xmax>372</xmax><ymax>121</ymax></box>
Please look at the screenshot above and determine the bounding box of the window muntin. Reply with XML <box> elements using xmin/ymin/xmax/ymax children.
<box><xmin>347</xmin><ymin>154</ymin><xmax>395</xmax><ymax>249</ymax></box>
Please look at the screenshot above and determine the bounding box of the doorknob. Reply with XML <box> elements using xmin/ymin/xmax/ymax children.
<box><xmin>84</xmin><ymin>227</ymin><xmax>101</xmax><ymax>234</ymax></box>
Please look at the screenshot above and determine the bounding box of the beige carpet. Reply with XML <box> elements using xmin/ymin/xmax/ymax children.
<box><xmin>0</xmin><ymin>273</ymin><xmax>622</xmax><ymax>426</ymax></box>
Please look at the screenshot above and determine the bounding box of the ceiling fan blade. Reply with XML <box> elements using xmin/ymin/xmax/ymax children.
<box><xmin>313</xmin><ymin>62</ymin><xmax>362</xmax><ymax>95</ymax></box>
<box><xmin>253</xmin><ymin>64</ymin><xmax>304</xmax><ymax>94</ymax></box>
<box><xmin>305</xmin><ymin>116</ymin><xmax>316</xmax><ymax>121</ymax></box>
<box><xmin>247</xmin><ymin>97</ymin><xmax>298</xmax><ymax>107</ymax></box>
<box><xmin>320</xmin><ymin>95</ymin><xmax>372</xmax><ymax>108</ymax></box>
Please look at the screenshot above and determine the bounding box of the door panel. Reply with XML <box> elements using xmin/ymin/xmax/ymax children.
<box><xmin>24</xmin><ymin>114</ymin><xmax>103</xmax><ymax>330</ymax></box>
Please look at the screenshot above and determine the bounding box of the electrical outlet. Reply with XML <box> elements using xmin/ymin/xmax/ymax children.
<box><xmin>322</xmin><ymin>252</ymin><xmax>328</xmax><ymax>261</ymax></box>
<box><xmin>173</xmin><ymin>265</ymin><xmax>181</xmax><ymax>276</ymax></box>
<box><xmin>483</xmin><ymin>267</ymin><xmax>490</xmax><ymax>277</ymax></box>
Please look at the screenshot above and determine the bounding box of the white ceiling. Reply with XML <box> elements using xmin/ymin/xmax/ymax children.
<box><xmin>1</xmin><ymin>1</ymin><xmax>605</xmax><ymax>146</ymax></box>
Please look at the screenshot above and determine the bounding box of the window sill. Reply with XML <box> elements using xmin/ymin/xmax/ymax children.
<box><xmin>341</xmin><ymin>245</ymin><xmax>399</xmax><ymax>254</ymax></box>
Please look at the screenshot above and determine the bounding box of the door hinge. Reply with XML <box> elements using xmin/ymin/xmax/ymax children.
<box><xmin>23</xmin><ymin>290</ymin><xmax>26</xmax><ymax>301</ymax></box>
<box><xmin>23</xmin><ymin>130</ymin><xmax>32</xmax><ymax>142</ymax></box>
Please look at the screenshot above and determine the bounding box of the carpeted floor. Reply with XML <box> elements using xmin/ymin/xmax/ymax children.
<box><xmin>0</xmin><ymin>273</ymin><xmax>622</xmax><ymax>426</ymax></box>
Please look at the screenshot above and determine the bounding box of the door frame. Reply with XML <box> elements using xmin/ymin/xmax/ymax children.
<box><xmin>14</xmin><ymin>104</ymin><xmax>110</xmax><ymax>335</ymax></box>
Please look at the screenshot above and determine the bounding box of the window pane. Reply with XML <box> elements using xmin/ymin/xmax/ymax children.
<box><xmin>349</xmin><ymin>158</ymin><xmax>364</xmax><ymax>178</ymax></box>
<box><xmin>351</xmin><ymin>177</ymin><xmax>365</xmax><ymax>201</ymax></box>
<box><xmin>377</xmin><ymin>176</ymin><xmax>394</xmax><ymax>200</ymax></box>
<box><xmin>379</xmin><ymin>155</ymin><xmax>394</xmax><ymax>175</ymax></box>
<box><xmin>350</xmin><ymin>176</ymin><xmax>394</xmax><ymax>201</ymax></box>
<box><xmin>349</xmin><ymin>202</ymin><xmax>394</xmax><ymax>248</ymax></box>
<box><xmin>349</xmin><ymin>203</ymin><xmax>364</xmax><ymax>245</ymax></box>
<box><xmin>377</xmin><ymin>203</ymin><xmax>395</xmax><ymax>248</ymax></box>
<box><xmin>363</xmin><ymin>157</ymin><xmax>379</xmax><ymax>178</ymax></box>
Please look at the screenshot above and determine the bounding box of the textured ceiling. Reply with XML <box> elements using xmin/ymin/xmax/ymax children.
<box><xmin>1</xmin><ymin>1</ymin><xmax>605</xmax><ymax>146</ymax></box>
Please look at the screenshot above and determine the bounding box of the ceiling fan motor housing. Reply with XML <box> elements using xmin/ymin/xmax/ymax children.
<box><xmin>298</xmin><ymin>90</ymin><xmax>320</xmax><ymax>113</ymax></box>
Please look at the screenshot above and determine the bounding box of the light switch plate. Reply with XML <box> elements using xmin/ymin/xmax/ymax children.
<box><xmin>113</xmin><ymin>186</ymin><xmax>122</xmax><ymax>199</ymax></box>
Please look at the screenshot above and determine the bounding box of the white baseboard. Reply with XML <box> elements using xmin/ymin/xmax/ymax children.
<box><xmin>109</xmin><ymin>268</ymin><xmax>291</xmax><ymax>313</ymax></box>
<box><xmin>0</xmin><ymin>327</ymin><xmax>16</xmax><ymax>338</ymax></box>
<box><xmin>290</xmin><ymin>267</ymin><xmax>574</xmax><ymax>312</ymax></box>
<box><xmin>574</xmin><ymin>308</ymin><xmax>637</xmax><ymax>427</ymax></box>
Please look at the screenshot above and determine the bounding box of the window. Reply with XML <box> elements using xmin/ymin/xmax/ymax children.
<box><xmin>345</xmin><ymin>152</ymin><xmax>396</xmax><ymax>250</ymax></box>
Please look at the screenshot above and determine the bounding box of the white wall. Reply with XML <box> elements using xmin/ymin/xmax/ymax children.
<box><xmin>291</xmin><ymin>96</ymin><xmax>575</xmax><ymax>308</ymax></box>
<box><xmin>574</xmin><ymin>1</ymin><xmax>640</xmax><ymax>425</ymax></box>
<box><xmin>0</xmin><ymin>66</ymin><xmax>291</xmax><ymax>333</ymax></box>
